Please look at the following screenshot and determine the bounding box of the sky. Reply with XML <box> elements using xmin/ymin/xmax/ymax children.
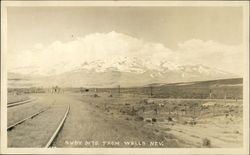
<box><xmin>7</xmin><ymin>6</ymin><xmax>244</xmax><ymax>75</ymax></box>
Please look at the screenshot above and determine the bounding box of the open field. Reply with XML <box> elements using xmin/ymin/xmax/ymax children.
<box><xmin>7</xmin><ymin>92</ymin><xmax>243</xmax><ymax>148</ymax></box>
<box><xmin>7</xmin><ymin>78</ymin><xmax>243</xmax><ymax>148</ymax></box>
<box><xmin>66</xmin><ymin>92</ymin><xmax>243</xmax><ymax>148</ymax></box>
<box><xmin>66</xmin><ymin>78</ymin><xmax>243</xmax><ymax>99</ymax></box>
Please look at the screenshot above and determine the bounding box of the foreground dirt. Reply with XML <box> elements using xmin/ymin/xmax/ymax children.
<box><xmin>53</xmin><ymin>93</ymin><xmax>183</xmax><ymax>148</ymax></box>
<box><xmin>7</xmin><ymin>93</ymin><xmax>242</xmax><ymax>148</ymax></box>
<box><xmin>157</xmin><ymin>116</ymin><xmax>243</xmax><ymax>148</ymax></box>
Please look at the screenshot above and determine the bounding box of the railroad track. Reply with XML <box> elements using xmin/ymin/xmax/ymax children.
<box><xmin>7</xmin><ymin>98</ymin><xmax>37</xmax><ymax>108</ymax></box>
<box><xmin>8</xmin><ymin>100</ymin><xmax>56</xmax><ymax>131</ymax></box>
<box><xmin>45</xmin><ymin>104</ymin><xmax>70</xmax><ymax>148</ymax></box>
<box><xmin>7</xmin><ymin>106</ymin><xmax>51</xmax><ymax>131</ymax></box>
<box><xmin>8</xmin><ymin>102</ymin><xmax>70</xmax><ymax>147</ymax></box>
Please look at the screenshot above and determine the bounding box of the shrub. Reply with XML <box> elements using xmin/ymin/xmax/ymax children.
<box><xmin>135</xmin><ymin>116</ymin><xmax>144</xmax><ymax>121</ymax></box>
<box><xmin>202</xmin><ymin>138</ymin><xmax>211</xmax><ymax>147</ymax></box>
<box><xmin>164</xmin><ymin>128</ymin><xmax>171</xmax><ymax>131</ymax></box>
<box><xmin>233</xmin><ymin>130</ymin><xmax>239</xmax><ymax>134</ymax></box>
<box><xmin>168</xmin><ymin>117</ymin><xmax>173</xmax><ymax>121</ymax></box>
<box><xmin>189</xmin><ymin>120</ymin><xmax>196</xmax><ymax>125</ymax></box>
<box><xmin>165</xmin><ymin>139</ymin><xmax>179</xmax><ymax>147</ymax></box>
<box><xmin>93</xmin><ymin>94</ymin><xmax>99</xmax><ymax>97</ymax></box>
<box><xmin>152</xmin><ymin>118</ymin><xmax>157</xmax><ymax>122</ymax></box>
<box><xmin>145</xmin><ymin>118</ymin><xmax>152</xmax><ymax>123</ymax></box>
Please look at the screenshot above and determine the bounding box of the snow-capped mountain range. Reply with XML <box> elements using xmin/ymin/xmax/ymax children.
<box><xmin>8</xmin><ymin>31</ymin><xmax>241</xmax><ymax>88</ymax></box>
<box><xmin>8</xmin><ymin>56</ymin><xmax>238</xmax><ymax>88</ymax></box>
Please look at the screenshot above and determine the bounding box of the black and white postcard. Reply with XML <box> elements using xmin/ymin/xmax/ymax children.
<box><xmin>1</xmin><ymin>1</ymin><xmax>249</xmax><ymax>154</ymax></box>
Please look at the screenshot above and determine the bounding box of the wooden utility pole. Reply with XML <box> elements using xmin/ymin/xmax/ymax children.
<box><xmin>224</xmin><ymin>93</ymin><xmax>227</xmax><ymax>103</ymax></box>
<box><xmin>154</xmin><ymin>105</ymin><xmax>158</xmax><ymax>115</ymax></box>
<box><xmin>209</xmin><ymin>89</ymin><xmax>212</xmax><ymax>99</ymax></box>
<box><xmin>224</xmin><ymin>88</ymin><xmax>227</xmax><ymax>103</ymax></box>
<box><xmin>150</xmin><ymin>86</ymin><xmax>153</xmax><ymax>97</ymax></box>
<box><xmin>176</xmin><ymin>107</ymin><xmax>179</xmax><ymax>118</ymax></box>
<box><xmin>185</xmin><ymin>104</ymin><xmax>187</xmax><ymax>115</ymax></box>
<box><xmin>213</xmin><ymin>105</ymin><xmax>215</xmax><ymax>116</ymax></box>
<box><xmin>118</xmin><ymin>85</ymin><xmax>120</xmax><ymax>96</ymax></box>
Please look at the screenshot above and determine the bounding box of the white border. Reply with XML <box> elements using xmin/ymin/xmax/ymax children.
<box><xmin>1</xmin><ymin>1</ymin><xmax>249</xmax><ymax>154</ymax></box>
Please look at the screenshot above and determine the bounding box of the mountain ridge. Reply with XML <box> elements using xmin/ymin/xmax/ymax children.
<box><xmin>8</xmin><ymin>56</ymin><xmax>239</xmax><ymax>88</ymax></box>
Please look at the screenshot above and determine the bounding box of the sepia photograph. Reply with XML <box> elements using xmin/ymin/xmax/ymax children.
<box><xmin>1</xmin><ymin>1</ymin><xmax>249</xmax><ymax>154</ymax></box>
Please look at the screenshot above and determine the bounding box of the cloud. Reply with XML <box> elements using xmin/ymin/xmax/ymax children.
<box><xmin>176</xmin><ymin>39</ymin><xmax>244</xmax><ymax>75</ymax></box>
<box><xmin>8</xmin><ymin>31</ymin><xmax>174</xmax><ymax>71</ymax></box>
<box><xmin>33</xmin><ymin>43</ymin><xmax>44</xmax><ymax>50</ymax></box>
<box><xmin>8</xmin><ymin>31</ymin><xmax>244</xmax><ymax>75</ymax></box>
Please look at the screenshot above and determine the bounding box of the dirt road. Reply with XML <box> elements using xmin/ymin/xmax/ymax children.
<box><xmin>52</xmin><ymin>94</ymin><xmax>182</xmax><ymax>148</ymax></box>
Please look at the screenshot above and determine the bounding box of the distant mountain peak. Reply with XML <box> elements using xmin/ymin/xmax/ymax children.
<box><xmin>9</xmin><ymin>56</ymin><xmax>236</xmax><ymax>77</ymax></box>
<box><xmin>8</xmin><ymin>55</ymin><xmax>239</xmax><ymax>88</ymax></box>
